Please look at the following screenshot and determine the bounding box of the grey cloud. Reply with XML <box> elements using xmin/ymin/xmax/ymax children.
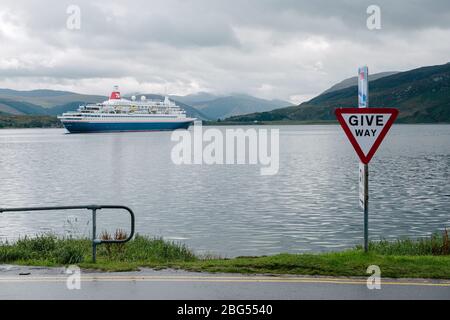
<box><xmin>0</xmin><ymin>0</ymin><xmax>449</xmax><ymax>101</ymax></box>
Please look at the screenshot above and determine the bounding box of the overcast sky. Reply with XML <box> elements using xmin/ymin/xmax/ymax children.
<box><xmin>0</xmin><ymin>0</ymin><xmax>449</xmax><ymax>103</ymax></box>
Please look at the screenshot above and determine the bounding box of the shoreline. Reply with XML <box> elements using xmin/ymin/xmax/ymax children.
<box><xmin>1</xmin><ymin>233</ymin><xmax>449</xmax><ymax>279</ymax></box>
<box><xmin>1</xmin><ymin>121</ymin><xmax>450</xmax><ymax>130</ymax></box>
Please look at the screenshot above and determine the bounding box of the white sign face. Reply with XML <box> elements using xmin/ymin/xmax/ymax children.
<box><xmin>336</xmin><ymin>108</ymin><xmax>398</xmax><ymax>164</ymax></box>
<box><xmin>358</xmin><ymin>66</ymin><xmax>368</xmax><ymax>108</ymax></box>
<box><xmin>359</xmin><ymin>162</ymin><xmax>366</xmax><ymax>209</ymax></box>
<box><xmin>341</xmin><ymin>113</ymin><xmax>393</xmax><ymax>157</ymax></box>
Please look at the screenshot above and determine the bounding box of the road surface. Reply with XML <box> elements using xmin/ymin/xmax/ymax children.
<box><xmin>0</xmin><ymin>265</ymin><xmax>448</xmax><ymax>300</ymax></box>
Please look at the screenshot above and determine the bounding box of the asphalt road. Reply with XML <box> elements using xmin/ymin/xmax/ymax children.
<box><xmin>0</xmin><ymin>265</ymin><xmax>449</xmax><ymax>300</ymax></box>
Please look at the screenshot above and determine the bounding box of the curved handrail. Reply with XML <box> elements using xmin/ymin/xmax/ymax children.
<box><xmin>0</xmin><ymin>205</ymin><xmax>135</xmax><ymax>262</ymax></box>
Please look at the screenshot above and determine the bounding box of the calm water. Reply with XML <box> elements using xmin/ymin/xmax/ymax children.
<box><xmin>0</xmin><ymin>125</ymin><xmax>449</xmax><ymax>257</ymax></box>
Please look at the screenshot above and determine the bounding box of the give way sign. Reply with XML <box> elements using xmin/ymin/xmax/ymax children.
<box><xmin>335</xmin><ymin>108</ymin><xmax>399</xmax><ymax>164</ymax></box>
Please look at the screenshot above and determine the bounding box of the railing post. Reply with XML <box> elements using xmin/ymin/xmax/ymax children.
<box><xmin>92</xmin><ymin>208</ymin><xmax>97</xmax><ymax>263</ymax></box>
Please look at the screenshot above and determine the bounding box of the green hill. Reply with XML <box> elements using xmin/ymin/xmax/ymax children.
<box><xmin>321</xmin><ymin>71</ymin><xmax>398</xmax><ymax>94</ymax></box>
<box><xmin>227</xmin><ymin>63</ymin><xmax>450</xmax><ymax>123</ymax></box>
<box><xmin>171</xmin><ymin>93</ymin><xmax>290</xmax><ymax>120</ymax></box>
<box><xmin>0</xmin><ymin>98</ymin><xmax>48</xmax><ymax>115</ymax></box>
<box><xmin>192</xmin><ymin>95</ymin><xmax>290</xmax><ymax>120</ymax></box>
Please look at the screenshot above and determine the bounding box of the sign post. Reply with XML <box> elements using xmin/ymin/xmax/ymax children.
<box><xmin>359</xmin><ymin>162</ymin><xmax>368</xmax><ymax>250</ymax></box>
<box><xmin>358</xmin><ymin>66</ymin><xmax>369</xmax><ymax>252</ymax></box>
<box><xmin>335</xmin><ymin>66</ymin><xmax>398</xmax><ymax>252</ymax></box>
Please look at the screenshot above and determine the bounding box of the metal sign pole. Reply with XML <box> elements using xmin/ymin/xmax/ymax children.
<box><xmin>358</xmin><ymin>66</ymin><xmax>369</xmax><ymax>252</ymax></box>
<box><xmin>363</xmin><ymin>163</ymin><xmax>369</xmax><ymax>252</ymax></box>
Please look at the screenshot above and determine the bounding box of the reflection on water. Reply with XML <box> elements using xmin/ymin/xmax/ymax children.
<box><xmin>0</xmin><ymin>125</ymin><xmax>449</xmax><ymax>257</ymax></box>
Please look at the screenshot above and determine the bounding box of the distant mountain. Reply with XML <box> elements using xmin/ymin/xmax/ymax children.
<box><xmin>322</xmin><ymin>71</ymin><xmax>398</xmax><ymax>94</ymax></box>
<box><xmin>0</xmin><ymin>89</ymin><xmax>105</xmax><ymax>108</ymax></box>
<box><xmin>174</xmin><ymin>93</ymin><xmax>290</xmax><ymax>120</ymax></box>
<box><xmin>0</xmin><ymin>98</ymin><xmax>48</xmax><ymax>115</ymax></box>
<box><xmin>170</xmin><ymin>92</ymin><xmax>219</xmax><ymax>106</ymax></box>
<box><xmin>0</xmin><ymin>88</ymin><xmax>73</xmax><ymax>97</ymax></box>
<box><xmin>227</xmin><ymin>63</ymin><xmax>450</xmax><ymax>123</ymax></box>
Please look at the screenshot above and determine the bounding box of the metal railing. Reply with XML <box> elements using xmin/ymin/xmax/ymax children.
<box><xmin>0</xmin><ymin>205</ymin><xmax>135</xmax><ymax>263</ymax></box>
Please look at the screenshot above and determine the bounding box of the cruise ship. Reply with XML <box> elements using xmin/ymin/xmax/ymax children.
<box><xmin>58</xmin><ymin>86</ymin><xmax>196</xmax><ymax>133</ymax></box>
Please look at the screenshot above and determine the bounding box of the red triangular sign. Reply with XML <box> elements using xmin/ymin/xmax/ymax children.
<box><xmin>335</xmin><ymin>108</ymin><xmax>399</xmax><ymax>164</ymax></box>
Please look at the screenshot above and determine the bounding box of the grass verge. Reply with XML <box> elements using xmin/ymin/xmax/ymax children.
<box><xmin>0</xmin><ymin>231</ymin><xmax>449</xmax><ymax>278</ymax></box>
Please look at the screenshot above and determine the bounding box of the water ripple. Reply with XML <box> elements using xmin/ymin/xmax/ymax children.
<box><xmin>0</xmin><ymin>126</ymin><xmax>449</xmax><ymax>257</ymax></box>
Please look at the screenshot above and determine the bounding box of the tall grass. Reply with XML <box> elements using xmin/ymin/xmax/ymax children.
<box><xmin>112</xmin><ymin>235</ymin><xmax>196</xmax><ymax>262</ymax></box>
<box><xmin>359</xmin><ymin>229</ymin><xmax>450</xmax><ymax>256</ymax></box>
<box><xmin>0</xmin><ymin>234</ymin><xmax>89</xmax><ymax>264</ymax></box>
<box><xmin>0</xmin><ymin>232</ymin><xmax>196</xmax><ymax>265</ymax></box>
